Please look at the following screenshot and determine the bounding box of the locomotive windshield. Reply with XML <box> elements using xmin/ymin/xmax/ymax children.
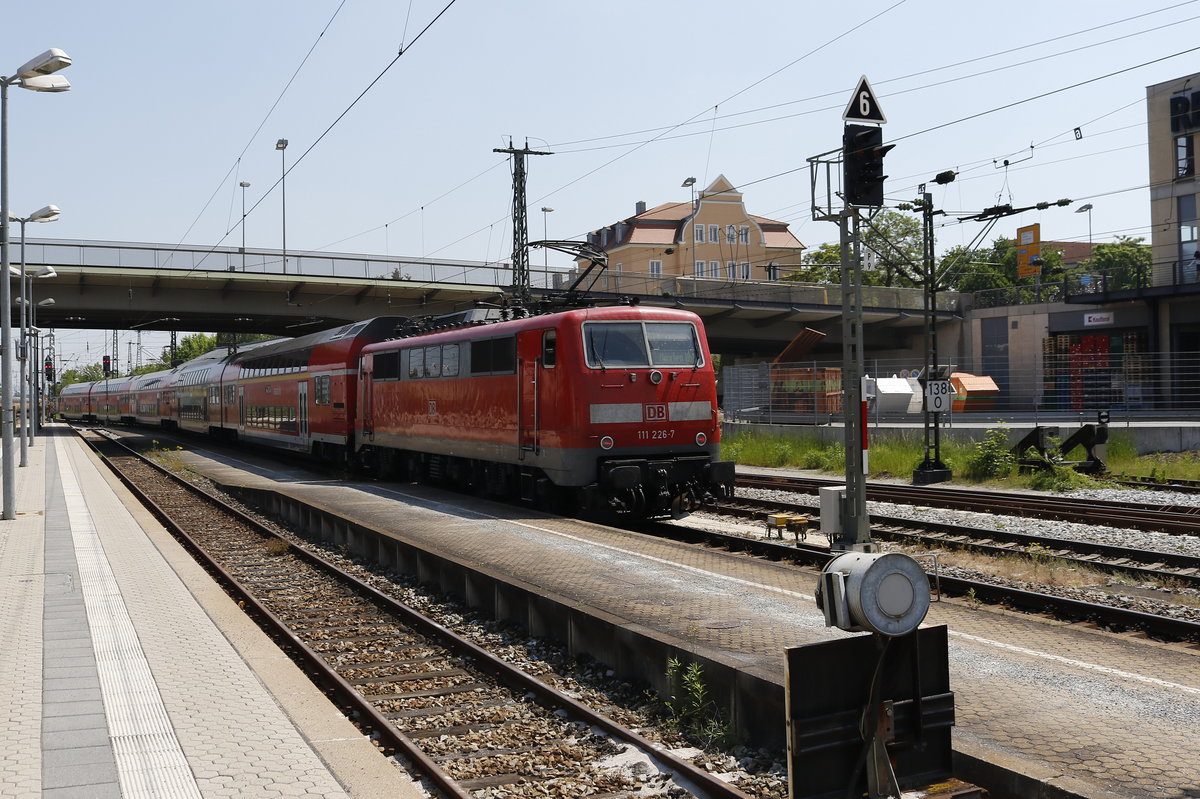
<box><xmin>583</xmin><ymin>321</ymin><xmax>703</xmax><ymax>368</ymax></box>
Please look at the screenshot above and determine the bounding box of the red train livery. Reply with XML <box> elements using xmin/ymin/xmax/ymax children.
<box><xmin>56</xmin><ymin>306</ymin><xmax>733</xmax><ymax>518</ymax></box>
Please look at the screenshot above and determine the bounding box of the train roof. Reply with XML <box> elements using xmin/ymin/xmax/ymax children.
<box><xmin>228</xmin><ymin>316</ymin><xmax>408</xmax><ymax>366</ymax></box>
<box><xmin>361</xmin><ymin>305</ymin><xmax>703</xmax><ymax>352</ymax></box>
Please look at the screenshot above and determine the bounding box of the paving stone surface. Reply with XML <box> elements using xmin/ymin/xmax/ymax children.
<box><xmin>190</xmin><ymin>449</ymin><xmax>1200</xmax><ymax>799</ymax></box>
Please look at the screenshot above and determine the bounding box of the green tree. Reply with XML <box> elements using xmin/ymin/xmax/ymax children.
<box><xmin>940</xmin><ymin>236</ymin><xmax>1063</xmax><ymax>295</ymax></box>
<box><xmin>783</xmin><ymin>209</ymin><xmax>923</xmax><ymax>286</ymax></box>
<box><xmin>56</xmin><ymin>363</ymin><xmax>105</xmax><ymax>392</ymax></box>
<box><xmin>783</xmin><ymin>242</ymin><xmax>839</xmax><ymax>282</ymax></box>
<box><xmin>859</xmin><ymin>208</ymin><xmax>922</xmax><ymax>287</ymax></box>
<box><xmin>128</xmin><ymin>332</ymin><xmax>274</xmax><ymax>375</ymax></box>
<box><xmin>1076</xmin><ymin>236</ymin><xmax>1151</xmax><ymax>290</ymax></box>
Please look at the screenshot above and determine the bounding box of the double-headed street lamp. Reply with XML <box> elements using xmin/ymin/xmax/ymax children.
<box><xmin>2</xmin><ymin>48</ymin><xmax>72</xmax><ymax>521</ymax></box>
<box><xmin>9</xmin><ymin>204</ymin><xmax>59</xmax><ymax>465</ymax></box>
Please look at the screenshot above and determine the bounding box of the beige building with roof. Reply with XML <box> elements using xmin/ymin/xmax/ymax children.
<box><xmin>581</xmin><ymin>175</ymin><xmax>804</xmax><ymax>281</ymax></box>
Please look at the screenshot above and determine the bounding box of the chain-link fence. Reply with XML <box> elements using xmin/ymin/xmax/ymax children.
<box><xmin>722</xmin><ymin>349</ymin><xmax>1200</xmax><ymax>424</ymax></box>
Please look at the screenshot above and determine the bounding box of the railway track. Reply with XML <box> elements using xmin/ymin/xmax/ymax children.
<box><xmin>78</xmin><ymin>427</ymin><xmax>755</xmax><ymax>799</ymax></box>
<box><xmin>1113</xmin><ymin>474</ymin><xmax>1200</xmax><ymax>493</ymax></box>
<box><xmin>736</xmin><ymin>473</ymin><xmax>1200</xmax><ymax>536</ymax></box>
<box><xmin>642</xmin><ymin>515</ymin><xmax>1200</xmax><ymax>643</ymax></box>
<box><xmin>710</xmin><ymin>495</ymin><xmax>1200</xmax><ymax>590</ymax></box>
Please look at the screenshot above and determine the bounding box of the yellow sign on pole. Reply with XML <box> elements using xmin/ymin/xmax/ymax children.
<box><xmin>1016</xmin><ymin>223</ymin><xmax>1041</xmax><ymax>278</ymax></box>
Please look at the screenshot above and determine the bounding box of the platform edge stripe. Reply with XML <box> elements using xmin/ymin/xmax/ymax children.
<box><xmin>58</xmin><ymin>438</ymin><xmax>204</xmax><ymax>799</ymax></box>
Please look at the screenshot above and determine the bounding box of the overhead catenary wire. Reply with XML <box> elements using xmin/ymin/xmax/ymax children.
<box><xmin>179</xmin><ymin>0</ymin><xmax>461</xmax><ymax>276</ymax></box>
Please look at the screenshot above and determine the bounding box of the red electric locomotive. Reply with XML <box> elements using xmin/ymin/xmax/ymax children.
<box><xmin>356</xmin><ymin>305</ymin><xmax>733</xmax><ymax>517</ymax></box>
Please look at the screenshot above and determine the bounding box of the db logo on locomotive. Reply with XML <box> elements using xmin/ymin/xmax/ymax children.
<box><xmin>644</xmin><ymin>404</ymin><xmax>667</xmax><ymax>422</ymax></box>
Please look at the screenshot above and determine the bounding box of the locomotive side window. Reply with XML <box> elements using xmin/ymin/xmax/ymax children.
<box><xmin>424</xmin><ymin>346</ymin><xmax>442</xmax><ymax>378</ymax></box>
<box><xmin>409</xmin><ymin>348</ymin><xmax>425</xmax><ymax>379</ymax></box>
<box><xmin>584</xmin><ymin>322</ymin><xmax>649</xmax><ymax>368</ymax></box>
<box><xmin>542</xmin><ymin>330</ymin><xmax>557</xmax><ymax>368</ymax></box>
<box><xmin>374</xmin><ymin>351</ymin><xmax>400</xmax><ymax>380</ymax></box>
<box><xmin>442</xmin><ymin>344</ymin><xmax>460</xmax><ymax>377</ymax></box>
<box><xmin>469</xmin><ymin>337</ymin><xmax>516</xmax><ymax>375</ymax></box>
<box><xmin>646</xmin><ymin>323</ymin><xmax>703</xmax><ymax>367</ymax></box>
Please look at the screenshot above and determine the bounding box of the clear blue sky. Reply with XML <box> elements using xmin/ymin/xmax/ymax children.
<box><xmin>6</xmin><ymin>0</ymin><xmax>1198</xmax><ymax>367</ymax></box>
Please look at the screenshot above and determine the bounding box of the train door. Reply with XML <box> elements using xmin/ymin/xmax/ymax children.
<box><xmin>517</xmin><ymin>329</ymin><xmax>553</xmax><ymax>457</ymax></box>
<box><xmin>237</xmin><ymin>386</ymin><xmax>245</xmax><ymax>434</ymax></box>
<box><xmin>517</xmin><ymin>330</ymin><xmax>541</xmax><ymax>457</ymax></box>
<box><xmin>298</xmin><ymin>381</ymin><xmax>309</xmax><ymax>441</ymax></box>
<box><xmin>361</xmin><ymin>359</ymin><xmax>374</xmax><ymax>439</ymax></box>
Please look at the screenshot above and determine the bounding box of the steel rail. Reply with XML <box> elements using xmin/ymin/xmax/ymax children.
<box><xmin>643</xmin><ymin>522</ymin><xmax>1200</xmax><ymax>642</ymax></box>
<box><xmin>78</xmin><ymin>426</ymin><xmax>754</xmax><ymax>799</ymax></box>
<box><xmin>77</xmin><ymin>428</ymin><xmax>473</xmax><ymax>799</ymax></box>
<box><xmin>737</xmin><ymin>474</ymin><xmax>1200</xmax><ymax>535</ymax></box>
<box><xmin>711</xmin><ymin>496</ymin><xmax>1200</xmax><ymax>588</ymax></box>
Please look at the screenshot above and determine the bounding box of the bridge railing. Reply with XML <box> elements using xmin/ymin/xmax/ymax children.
<box><xmin>19</xmin><ymin>237</ymin><xmax>567</xmax><ymax>288</ymax></box>
<box><xmin>19</xmin><ymin>238</ymin><xmax>964</xmax><ymax>311</ymax></box>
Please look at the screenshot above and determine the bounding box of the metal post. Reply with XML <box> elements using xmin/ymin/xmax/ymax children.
<box><xmin>18</xmin><ymin>219</ymin><xmax>29</xmax><ymax>461</ymax></box>
<box><xmin>494</xmin><ymin>140</ymin><xmax>551</xmax><ymax>306</ymax></box>
<box><xmin>914</xmin><ymin>191</ymin><xmax>950</xmax><ymax>484</ymax></box>
<box><xmin>239</xmin><ymin>180</ymin><xmax>249</xmax><ymax>272</ymax></box>
<box><xmin>838</xmin><ymin>209</ymin><xmax>871</xmax><ymax>551</ymax></box>
<box><xmin>276</xmin><ymin>139</ymin><xmax>288</xmax><ymax>274</ymax></box>
<box><xmin>1</xmin><ymin>79</ymin><xmax>14</xmax><ymax>519</ymax></box>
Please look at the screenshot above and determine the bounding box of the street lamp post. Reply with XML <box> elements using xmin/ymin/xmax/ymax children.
<box><xmin>31</xmin><ymin>299</ymin><xmax>52</xmax><ymax>435</ymax></box>
<box><xmin>681</xmin><ymin>176</ymin><xmax>697</xmax><ymax>209</ymax></box>
<box><xmin>239</xmin><ymin>181</ymin><xmax>250</xmax><ymax>271</ymax></box>
<box><xmin>540</xmin><ymin>207</ymin><xmax>553</xmax><ymax>267</ymax></box>
<box><xmin>275</xmin><ymin>139</ymin><xmax>287</xmax><ymax>274</ymax></box>
<box><xmin>1075</xmin><ymin>202</ymin><xmax>1094</xmax><ymax>247</ymax></box>
<box><xmin>11</xmin><ymin>206</ymin><xmax>59</xmax><ymax>464</ymax></box>
<box><xmin>1</xmin><ymin>48</ymin><xmax>72</xmax><ymax>520</ymax></box>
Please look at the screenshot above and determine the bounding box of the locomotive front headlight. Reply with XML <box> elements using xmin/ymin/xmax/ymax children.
<box><xmin>649</xmin><ymin>370</ymin><xmax>663</xmax><ymax>384</ymax></box>
<box><xmin>695</xmin><ymin>432</ymin><xmax>707</xmax><ymax>446</ymax></box>
<box><xmin>600</xmin><ymin>435</ymin><xmax>614</xmax><ymax>450</ymax></box>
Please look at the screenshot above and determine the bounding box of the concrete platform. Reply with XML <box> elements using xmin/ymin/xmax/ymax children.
<box><xmin>160</xmin><ymin>435</ymin><xmax>1200</xmax><ymax>799</ymax></box>
<box><xmin>0</xmin><ymin>427</ymin><xmax>424</xmax><ymax>798</ymax></box>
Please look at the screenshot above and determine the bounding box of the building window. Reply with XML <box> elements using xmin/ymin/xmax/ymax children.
<box><xmin>648</xmin><ymin>259</ymin><xmax>661</xmax><ymax>277</ymax></box>
<box><xmin>1178</xmin><ymin>134</ymin><xmax>1195</xmax><ymax>180</ymax></box>
<box><xmin>766</xmin><ymin>262</ymin><xmax>780</xmax><ymax>281</ymax></box>
<box><xmin>694</xmin><ymin>260</ymin><xmax>705</xmax><ymax>277</ymax></box>
<box><xmin>708</xmin><ymin>260</ymin><xmax>720</xmax><ymax>278</ymax></box>
<box><xmin>1181</xmin><ymin>194</ymin><xmax>1198</xmax><ymax>283</ymax></box>
<box><xmin>694</xmin><ymin>224</ymin><xmax>705</xmax><ymax>243</ymax></box>
<box><xmin>739</xmin><ymin>225</ymin><xmax>750</xmax><ymax>245</ymax></box>
<box><xmin>615</xmin><ymin>262</ymin><xmax>622</xmax><ymax>273</ymax></box>
<box><xmin>740</xmin><ymin>262</ymin><xmax>751</xmax><ymax>280</ymax></box>
<box><xmin>726</xmin><ymin>224</ymin><xmax>736</xmax><ymax>244</ymax></box>
<box><xmin>708</xmin><ymin>224</ymin><xmax>719</xmax><ymax>243</ymax></box>
<box><xmin>727</xmin><ymin>261</ymin><xmax>736</xmax><ymax>279</ymax></box>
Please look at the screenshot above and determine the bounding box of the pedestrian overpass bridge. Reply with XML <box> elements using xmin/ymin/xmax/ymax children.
<box><xmin>10</xmin><ymin>238</ymin><xmax>963</xmax><ymax>357</ymax></box>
